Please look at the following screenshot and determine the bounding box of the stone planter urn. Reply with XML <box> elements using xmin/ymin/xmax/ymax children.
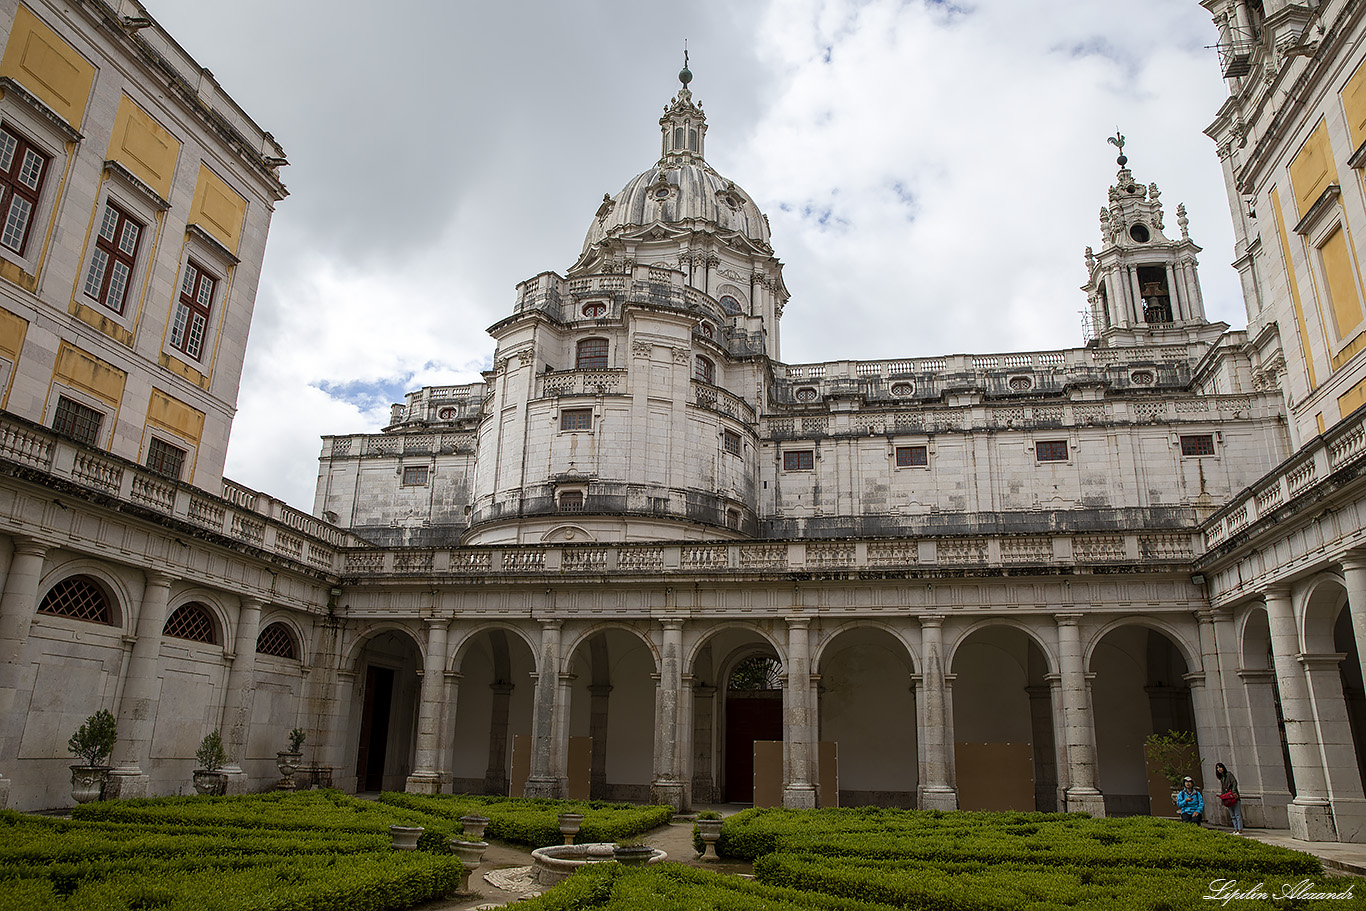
<box><xmin>275</xmin><ymin>751</ymin><xmax>302</xmax><ymax>790</ymax></box>
<box><xmin>447</xmin><ymin>838</ymin><xmax>489</xmax><ymax>890</ymax></box>
<box><xmin>459</xmin><ymin>814</ymin><xmax>491</xmax><ymax>841</ymax></box>
<box><xmin>389</xmin><ymin>825</ymin><xmax>425</xmax><ymax>850</ymax></box>
<box><xmin>69</xmin><ymin>765</ymin><xmax>107</xmax><ymax>804</ymax></box>
<box><xmin>192</xmin><ymin>770</ymin><xmax>228</xmax><ymax>796</ymax></box>
<box><xmin>613</xmin><ymin>843</ymin><xmax>654</xmax><ymax>866</ymax></box>
<box><xmin>696</xmin><ymin>818</ymin><xmax>723</xmax><ymax>861</ymax></box>
<box><xmin>558</xmin><ymin>812</ymin><xmax>584</xmax><ymax>845</ymax></box>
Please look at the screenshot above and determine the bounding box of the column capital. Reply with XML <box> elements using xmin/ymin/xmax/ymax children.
<box><xmin>1339</xmin><ymin>551</ymin><xmax>1366</xmax><ymax>573</ymax></box>
<box><xmin>919</xmin><ymin>614</ymin><xmax>945</xmax><ymax>630</ymax></box>
<box><xmin>1261</xmin><ymin>584</ymin><xmax>1292</xmax><ymax>601</ymax></box>
<box><xmin>9</xmin><ymin>536</ymin><xmax>48</xmax><ymax>557</ymax></box>
<box><xmin>659</xmin><ymin>617</ymin><xmax>685</xmax><ymax>631</ymax></box>
<box><xmin>423</xmin><ymin>617</ymin><xmax>450</xmax><ymax>631</ymax></box>
<box><xmin>784</xmin><ymin>616</ymin><xmax>811</xmax><ymax>629</ymax></box>
<box><xmin>144</xmin><ymin>570</ymin><xmax>173</xmax><ymax>588</ymax></box>
<box><xmin>1299</xmin><ymin>652</ymin><xmax>1347</xmax><ymax>671</ymax></box>
<box><xmin>539</xmin><ymin>618</ymin><xmax>564</xmax><ymax>632</ymax></box>
<box><xmin>239</xmin><ymin>596</ymin><xmax>266</xmax><ymax>611</ymax></box>
<box><xmin>1054</xmin><ymin>612</ymin><xmax>1083</xmax><ymax>627</ymax></box>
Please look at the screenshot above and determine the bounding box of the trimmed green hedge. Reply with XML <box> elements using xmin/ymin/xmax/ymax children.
<box><xmin>377</xmin><ymin>792</ymin><xmax>674</xmax><ymax>847</ymax></box>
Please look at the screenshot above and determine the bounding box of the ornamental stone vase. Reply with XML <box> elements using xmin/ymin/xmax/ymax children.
<box><xmin>558</xmin><ymin>812</ymin><xmax>584</xmax><ymax>845</ymax></box>
<box><xmin>613</xmin><ymin>844</ymin><xmax>654</xmax><ymax>866</ymax></box>
<box><xmin>192</xmin><ymin>770</ymin><xmax>228</xmax><ymax>796</ymax></box>
<box><xmin>275</xmin><ymin>751</ymin><xmax>302</xmax><ymax>790</ymax></box>
<box><xmin>69</xmin><ymin>765</ymin><xmax>107</xmax><ymax>804</ymax></box>
<box><xmin>389</xmin><ymin>825</ymin><xmax>424</xmax><ymax>851</ymax></box>
<box><xmin>459</xmin><ymin>814</ymin><xmax>491</xmax><ymax>841</ymax></box>
<box><xmin>696</xmin><ymin>818</ymin><xmax>723</xmax><ymax>861</ymax></box>
<box><xmin>447</xmin><ymin>838</ymin><xmax>489</xmax><ymax>890</ymax></box>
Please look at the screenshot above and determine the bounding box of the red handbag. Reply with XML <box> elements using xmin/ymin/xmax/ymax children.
<box><xmin>1220</xmin><ymin>791</ymin><xmax>1238</xmax><ymax>807</ymax></box>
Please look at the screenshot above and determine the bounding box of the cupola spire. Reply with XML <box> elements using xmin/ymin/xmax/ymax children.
<box><xmin>660</xmin><ymin>49</ymin><xmax>707</xmax><ymax>164</ymax></box>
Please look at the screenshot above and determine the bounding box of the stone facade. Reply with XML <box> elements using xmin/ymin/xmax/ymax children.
<box><xmin>6</xmin><ymin>0</ymin><xmax>1366</xmax><ymax>847</ymax></box>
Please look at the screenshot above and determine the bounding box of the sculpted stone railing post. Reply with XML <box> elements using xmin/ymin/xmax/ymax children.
<box><xmin>1055</xmin><ymin>613</ymin><xmax>1105</xmax><ymax>816</ymax></box>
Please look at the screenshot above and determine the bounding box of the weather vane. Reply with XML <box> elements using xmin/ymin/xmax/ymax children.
<box><xmin>1108</xmin><ymin>130</ymin><xmax>1127</xmax><ymax>167</ymax></box>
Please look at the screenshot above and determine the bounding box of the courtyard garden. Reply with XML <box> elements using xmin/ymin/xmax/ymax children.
<box><xmin>1</xmin><ymin>793</ymin><xmax>1360</xmax><ymax>910</ymax></box>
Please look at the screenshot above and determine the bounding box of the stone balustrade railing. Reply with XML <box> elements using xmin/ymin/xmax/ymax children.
<box><xmin>340</xmin><ymin>530</ymin><xmax>1198</xmax><ymax>577</ymax></box>
<box><xmin>1202</xmin><ymin>406</ymin><xmax>1366</xmax><ymax>551</ymax></box>
<box><xmin>535</xmin><ymin>368</ymin><xmax>628</xmax><ymax>399</ymax></box>
<box><xmin>0</xmin><ymin>414</ymin><xmax>359</xmax><ymax>573</ymax></box>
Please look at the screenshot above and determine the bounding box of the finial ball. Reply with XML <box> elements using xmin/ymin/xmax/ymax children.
<box><xmin>679</xmin><ymin>66</ymin><xmax>692</xmax><ymax>86</ymax></box>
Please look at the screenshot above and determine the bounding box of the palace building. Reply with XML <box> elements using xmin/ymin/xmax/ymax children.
<box><xmin>3</xmin><ymin>0</ymin><xmax>1366</xmax><ymax>845</ymax></box>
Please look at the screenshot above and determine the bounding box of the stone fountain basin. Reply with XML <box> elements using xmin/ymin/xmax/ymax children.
<box><xmin>530</xmin><ymin>842</ymin><xmax>667</xmax><ymax>885</ymax></box>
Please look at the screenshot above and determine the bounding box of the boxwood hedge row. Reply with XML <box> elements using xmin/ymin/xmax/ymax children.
<box><xmin>377</xmin><ymin>792</ymin><xmax>674</xmax><ymax>846</ymax></box>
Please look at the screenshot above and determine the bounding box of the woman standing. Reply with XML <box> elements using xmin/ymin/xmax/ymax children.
<box><xmin>1216</xmin><ymin>762</ymin><xmax>1242</xmax><ymax>835</ymax></box>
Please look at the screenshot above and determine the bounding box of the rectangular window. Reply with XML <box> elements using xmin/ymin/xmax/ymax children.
<box><xmin>401</xmin><ymin>466</ymin><xmax>429</xmax><ymax>486</ymax></box>
<box><xmin>558</xmin><ymin>491</ymin><xmax>584</xmax><ymax>512</ymax></box>
<box><xmin>722</xmin><ymin>429</ymin><xmax>740</xmax><ymax>455</ymax></box>
<box><xmin>575</xmin><ymin>338</ymin><xmax>608</xmax><ymax>370</ymax></box>
<box><xmin>0</xmin><ymin>127</ymin><xmax>47</xmax><ymax>256</ymax></box>
<box><xmin>895</xmin><ymin>445</ymin><xmax>928</xmax><ymax>467</ymax></box>
<box><xmin>561</xmin><ymin>408</ymin><xmax>593</xmax><ymax>431</ymax></box>
<box><xmin>170</xmin><ymin>260</ymin><xmax>217</xmax><ymax>360</ymax></box>
<box><xmin>783</xmin><ymin>450</ymin><xmax>814</xmax><ymax>471</ymax></box>
<box><xmin>83</xmin><ymin>202</ymin><xmax>143</xmax><ymax>314</ymax></box>
<box><xmin>52</xmin><ymin>396</ymin><xmax>103</xmax><ymax>447</ymax></box>
<box><xmin>145</xmin><ymin>437</ymin><xmax>186</xmax><ymax>479</ymax></box>
<box><xmin>1035</xmin><ymin>440</ymin><xmax>1068</xmax><ymax>462</ymax></box>
<box><xmin>1180</xmin><ymin>434</ymin><xmax>1216</xmax><ymax>456</ymax></box>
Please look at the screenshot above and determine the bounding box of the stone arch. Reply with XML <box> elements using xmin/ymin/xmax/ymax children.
<box><xmin>165</xmin><ymin>589</ymin><xmax>231</xmax><ymax>648</ymax></box>
<box><xmin>539</xmin><ymin>523</ymin><xmax>595</xmax><ymax>544</ymax></box>
<box><xmin>449</xmin><ymin>621</ymin><xmax>538</xmax><ymax>674</ymax></box>
<box><xmin>685</xmin><ymin>620</ymin><xmax>784</xmax><ymax>673</ymax></box>
<box><xmin>1297</xmin><ymin>572</ymin><xmax>1366</xmax><ymax>795</ymax></box>
<box><xmin>448</xmin><ymin>623</ymin><xmax>538</xmax><ymax>795</ymax></box>
<box><xmin>341</xmin><ymin>622</ymin><xmax>425</xmax><ymax>671</ymax></box>
<box><xmin>1299</xmin><ymin>572</ymin><xmax>1347</xmax><ymax>654</ymax></box>
<box><xmin>346</xmin><ymin>626</ymin><xmax>424</xmax><ymax>793</ymax></box>
<box><xmin>949</xmin><ymin>621</ymin><xmax>1060</xmax><ymax>811</ymax></box>
<box><xmin>562</xmin><ymin>620</ymin><xmax>660</xmax><ymax>676</ymax></box>
<box><xmin>817</xmin><ymin>622</ymin><xmax>920</xmax><ymax>806</ymax></box>
<box><xmin>34</xmin><ymin>560</ymin><xmax>133</xmax><ymax>631</ymax></box>
<box><xmin>255</xmin><ymin>613</ymin><xmax>308</xmax><ymax>663</ymax></box>
<box><xmin>1090</xmin><ymin>620</ymin><xmax>1199</xmax><ymax>817</ymax></box>
<box><xmin>811</xmin><ymin>618</ymin><xmax>919</xmax><ymax>674</ymax></box>
<box><xmin>1084</xmin><ymin>615</ymin><xmax>1202</xmax><ymax>676</ymax></box>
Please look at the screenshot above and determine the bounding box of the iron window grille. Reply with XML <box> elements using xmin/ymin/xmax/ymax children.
<box><xmin>1180</xmin><ymin>434</ymin><xmax>1216</xmax><ymax>456</ymax></box>
<box><xmin>896</xmin><ymin>445</ymin><xmax>928</xmax><ymax>467</ymax></box>
<box><xmin>145</xmin><ymin>437</ymin><xmax>186</xmax><ymax>480</ymax></box>
<box><xmin>561</xmin><ymin>408</ymin><xmax>592</xmax><ymax>431</ymax></box>
<box><xmin>1036</xmin><ymin>440</ymin><xmax>1069</xmax><ymax>462</ymax></box>
<box><xmin>558</xmin><ymin>491</ymin><xmax>584</xmax><ymax>512</ymax></box>
<box><xmin>256</xmin><ymin>622</ymin><xmax>298</xmax><ymax>659</ymax></box>
<box><xmin>722</xmin><ymin>430</ymin><xmax>741</xmax><ymax>455</ymax></box>
<box><xmin>576</xmin><ymin>338</ymin><xmax>608</xmax><ymax>369</ymax></box>
<box><xmin>163</xmin><ymin>603</ymin><xmax>216</xmax><ymax>644</ymax></box>
<box><xmin>0</xmin><ymin>126</ymin><xmax>47</xmax><ymax>256</ymax></box>
<box><xmin>401</xmin><ymin>466</ymin><xmax>429</xmax><ymax>486</ymax></box>
<box><xmin>695</xmin><ymin>355</ymin><xmax>715</xmax><ymax>384</ymax></box>
<box><xmin>52</xmin><ymin>396</ymin><xmax>103</xmax><ymax>447</ymax></box>
<box><xmin>783</xmin><ymin>450</ymin><xmax>814</xmax><ymax>471</ymax></box>
<box><xmin>37</xmin><ymin>576</ymin><xmax>111</xmax><ymax>624</ymax></box>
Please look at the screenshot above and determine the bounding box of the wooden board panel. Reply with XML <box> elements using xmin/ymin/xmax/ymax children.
<box><xmin>567</xmin><ymin>736</ymin><xmax>592</xmax><ymax>800</ymax></box>
<box><xmin>753</xmin><ymin>740</ymin><xmax>783</xmax><ymax>808</ymax></box>
<box><xmin>510</xmin><ymin>734</ymin><xmax>530</xmax><ymax>798</ymax></box>
<box><xmin>956</xmin><ymin>742</ymin><xmax>1033</xmax><ymax>811</ymax></box>
<box><xmin>818</xmin><ymin>741</ymin><xmax>838</xmax><ymax>808</ymax></box>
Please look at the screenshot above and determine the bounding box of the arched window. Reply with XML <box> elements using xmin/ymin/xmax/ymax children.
<box><xmin>694</xmin><ymin>355</ymin><xmax>714</xmax><ymax>384</ymax></box>
<box><xmin>728</xmin><ymin>656</ymin><xmax>783</xmax><ymax>691</ymax></box>
<box><xmin>163</xmin><ymin>602</ymin><xmax>216</xmax><ymax>644</ymax></box>
<box><xmin>576</xmin><ymin>338</ymin><xmax>608</xmax><ymax>370</ymax></box>
<box><xmin>37</xmin><ymin>576</ymin><xmax>112</xmax><ymax>624</ymax></box>
<box><xmin>256</xmin><ymin>622</ymin><xmax>298</xmax><ymax>660</ymax></box>
<box><xmin>718</xmin><ymin>295</ymin><xmax>742</xmax><ymax>315</ymax></box>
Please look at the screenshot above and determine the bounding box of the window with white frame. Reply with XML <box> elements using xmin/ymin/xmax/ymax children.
<box><xmin>0</xmin><ymin>125</ymin><xmax>47</xmax><ymax>256</ymax></box>
<box><xmin>83</xmin><ymin>201</ymin><xmax>143</xmax><ymax>314</ymax></box>
<box><xmin>170</xmin><ymin>260</ymin><xmax>217</xmax><ymax>360</ymax></box>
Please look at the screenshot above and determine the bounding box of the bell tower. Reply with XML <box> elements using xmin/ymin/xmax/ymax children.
<box><xmin>1082</xmin><ymin>134</ymin><xmax>1213</xmax><ymax>347</ymax></box>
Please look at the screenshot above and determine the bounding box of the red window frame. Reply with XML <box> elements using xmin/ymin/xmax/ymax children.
<box><xmin>1180</xmin><ymin>434</ymin><xmax>1216</xmax><ymax>456</ymax></box>
<box><xmin>83</xmin><ymin>201</ymin><xmax>143</xmax><ymax>314</ymax></box>
<box><xmin>170</xmin><ymin>260</ymin><xmax>217</xmax><ymax>359</ymax></box>
<box><xmin>783</xmin><ymin>450</ymin><xmax>814</xmax><ymax>471</ymax></box>
<box><xmin>896</xmin><ymin>445</ymin><xmax>928</xmax><ymax>467</ymax></box>
<box><xmin>1035</xmin><ymin>440</ymin><xmax>1069</xmax><ymax>462</ymax></box>
<box><xmin>695</xmin><ymin>355</ymin><xmax>715</xmax><ymax>384</ymax></box>
<box><xmin>0</xmin><ymin>126</ymin><xmax>47</xmax><ymax>256</ymax></box>
<box><xmin>576</xmin><ymin>338</ymin><xmax>608</xmax><ymax>369</ymax></box>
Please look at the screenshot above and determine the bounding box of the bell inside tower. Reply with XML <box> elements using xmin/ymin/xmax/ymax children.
<box><xmin>1137</xmin><ymin>265</ymin><xmax>1172</xmax><ymax>324</ymax></box>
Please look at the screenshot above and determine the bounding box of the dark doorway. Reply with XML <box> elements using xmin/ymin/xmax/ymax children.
<box><xmin>724</xmin><ymin>654</ymin><xmax>784</xmax><ymax>802</ymax></box>
<box><xmin>357</xmin><ymin>665</ymin><xmax>394</xmax><ymax>791</ymax></box>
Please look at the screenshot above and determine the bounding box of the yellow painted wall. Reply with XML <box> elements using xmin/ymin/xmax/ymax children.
<box><xmin>0</xmin><ymin>5</ymin><xmax>94</xmax><ymax>128</ymax></box>
<box><xmin>145</xmin><ymin>388</ymin><xmax>204</xmax><ymax>444</ymax></box>
<box><xmin>106</xmin><ymin>95</ymin><xmax>180</xmax><ymax>200</ymax></box>
<box><xmin>188</xmin><ymin>163</ymin><xmax>246</xmax><ymax>254</ymax></box>
<box><xmin>1339</xmin><ymin>377</ymin><xmax>1366</xmax><ymax>418</ymax></box>
<box><xmin>52</xmin><ymin>340</ymin><xmax>124</xmax><ymax>406</ymax></box>
<box><xmin>1271</xmin><ymin>186</ymin><xmax>1318</xmax><ymax>387</ymax></box>
<box><xmin>0</xmin><ymin>307</ymin><xmax>27</xmax><ymax>359</ymax></box>
<box><xmin>1290</xmin><ymin>122</ymin><xmax>1339</xmax><ymax>218</ymax></box>
<box><xmin>1344</xmin><ymin>59</ymin><xmax>1366</xmax><ymax>151</ymax></box>
<box><xmin>1319</xmin><ymin>225</ymin><xmax>1365</xmax><ymax>341</ymax></box>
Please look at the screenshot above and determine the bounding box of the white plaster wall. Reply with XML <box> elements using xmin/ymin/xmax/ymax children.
<box><xmin>818</xmin><ymin>633</ymin><xmax>917</xmax><ymax>794</ymax></box>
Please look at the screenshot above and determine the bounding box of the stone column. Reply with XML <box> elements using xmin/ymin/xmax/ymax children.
<box><xmin>107</xmin><ymin>571</ymin><xmax>173</xmax><ymax>799</ymax></box>
<box><xmin>1265</xmin><ymin>587</ymin><xmax>1335</xmax><ymax>840</ymax></box>
<box><xmin>919</xmin><ymin>615</ymin><xmax>957</xmax><ymax>810</ymax></box>
<box><xmin>1193</xmin><ymin>611</ymin><xmax>1231</xmax><ymax>768</ymax></box>
<box><xmin>485</xmin><ymin>681</ymin><xmax>514</xmax><ymax>795</ymax></box>
<box><xmin>1238</xmin><ymin>667</ymin><xmax>1292</xmax><ymax>828</ymax></box>
<box><xmin>437</xmin><ymin>670</ymin><xmax>461</xmax><ymax>792</ymax></box>
<box><xmin>1027</xmin><ymin>683</ymin><xmax>1058</xmax><ymax>812</ymax></box>
<box><xmin>0</xmin><ymin>537</ymin><xmax>47</xmax><ymax>805</ymax></box>
<box><xmin>651</xmin><ymin>618</ymin><xmax>685</xmax><ymax>809</ymax></box>
<box><xmin>1046</xmin><ymin>673</ymin><xmax>1070</xmax><ymax>810</ymax></box>
<box><xmin>1056</xmin><ymin>613</ymin><xmax>1105</xmax><ymax>815</ymax></box>
<box><xmin>1339</xmin><ymin>554</ymin><xmax>1366</xmax><ymax>691</ymax></box>
<box><xmin>782</xmin><ymin>617</ymin><xmax>817</xmax><ymax>808</ymax></box>
<box><xmin>525</xmin><ymin>620</ymin><xmax>563</xmax><ymax>798</ymax></box>
<box><xmin>691</xmin><ymin>683</ymin><xmax>717</xmax><ymax>803</ymax></box>
<box><xmin>1302</xmin><ymin>654</ymin><xmax>1366</xmax><ymax>841</ymax></box>
<box><xmin>219</xmin><ymin>596</ymin><xmax>264</xmax><ymax>794</ymax></box>
<box><xmin>1164</xmin><ymin>264</ymin><xmax>1181</xmax><ymax>321</ymax></box>
<box><xmin>406</xmin><ymin>619</ymin><xmax>449</xmax><ymax>794</ymax></box>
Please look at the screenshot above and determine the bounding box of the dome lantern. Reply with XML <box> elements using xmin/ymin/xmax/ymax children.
<box><xmin>660</xmin><ymin>52</ymin><xmax>706</xmax><ymax>164</ymax></box>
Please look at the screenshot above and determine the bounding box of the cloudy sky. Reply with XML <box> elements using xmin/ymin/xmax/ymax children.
<box><xmin>145</xmin><ymin>0</ymin><xmax>1236</xmax><ymax>511</ymax></box>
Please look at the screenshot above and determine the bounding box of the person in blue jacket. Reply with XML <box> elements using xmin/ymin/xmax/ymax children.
<box><xmin>1176</xmin><ymin>775</ymin><xmax>1204</xmax><ymax>824</ymax></box>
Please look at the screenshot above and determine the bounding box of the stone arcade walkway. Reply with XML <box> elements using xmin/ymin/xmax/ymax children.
<box><xmin>418</xmin><ymin>807</ymin><xmax>751</xmax><ymax>911</ymax></box>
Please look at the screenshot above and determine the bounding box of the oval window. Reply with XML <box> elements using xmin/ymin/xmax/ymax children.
<box><xmin>581</xmin><ymin>302</ymin><xmax>607</xmax><ymax>318</ymax></box>
<box><xmin>1130</xmin><ymin>370</ymin><xmax>1155</xmax><ymax>386</ymax></box>
<box><xmin>890</xmin><ymin>382</ymin><xmax>914</xmax><ymax>397</ymax></box>
<box><xmin>794</xmin><ymin>387</ymin><xmax>818</xmax><ymax>402</ymax></box>
<box><xmin>1129</xmin><ymin>223</ymin><xmax>1150</xmax><ymax>243</ymax></box>
<box><xmin>654</xmin><ymin>187</ymin><xmax>670</xmax><ymax>199</ymax></box>
<box><xmin>438</xmin><ymin>407</ymin><xmax>457</xmax><ymax>420</ymax></box>
<box><xmin>1008</xmin><ymin>376</ymin><xmax>1033</xmax><ymax>391</ymax></box>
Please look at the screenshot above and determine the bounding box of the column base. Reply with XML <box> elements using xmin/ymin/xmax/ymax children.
<box><xmin>782</xmin><ymin>783</ymin><xmax>817</xmax><ymax>809</ymax></box>
<box><xmin>222</xmin><ymin>766</ymin><xmax>250</xmax><ymax>796</ymax></box>
<box><xmin>522</xmin><ymin>776</ymin><xmax>563</xmax><ymax>799</ymax></box>
<box><xmin>1064</xmin><ymin>787</ymin><xmax>1107</xmax><ymax>817</ymax></box>
<box><xmin>104</xmin><ymin>768</ymin><xmax>149</xmax><ymax>800</ymax></box>
<box><xmin>1329</xmin><ymin>798</ymin><xmax>1366</xmax><ymax>843</ymax></box>
<box><xmin>920</xmin><ymin>785</ymin><xmax>958</xmax><ymax>811</ymax></box>
<box><xmin>1288</xmin><ymin>799</ymin><xmax>1337</xmax><ymax>842</ymax></box>
<box><xmin>404</xmin><ymin>771</ymin><xmax>443</xmax><ymax>795</ymax></box>
<box><xmin>650</xmin><ymin>779</ymin><xmax>684</xmax><ymax>811</ymax></box>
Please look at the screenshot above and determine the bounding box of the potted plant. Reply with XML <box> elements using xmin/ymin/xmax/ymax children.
<box><xmin>695</xmin><ymin>810</ymin><xmax>723</xmax><ymax>861</ymax></box>
<box><xmin>67</xmin><ymin>709</ymin><xmax>116</xmax><ymax>803</ymax></box>
<box><xmin>1144</xmin><ymin>729</ymin><xmax>1201</xmax><ymax>802</ymax></box>
<box><xmin>193</xmin><ymin>730</ymin><xmax>229</xmax><ymax>796</ymax></box>
<box><xmin>276</xmin><ymin>728</ymin><xmax>305</xmax><ymax>790</ymax></box>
